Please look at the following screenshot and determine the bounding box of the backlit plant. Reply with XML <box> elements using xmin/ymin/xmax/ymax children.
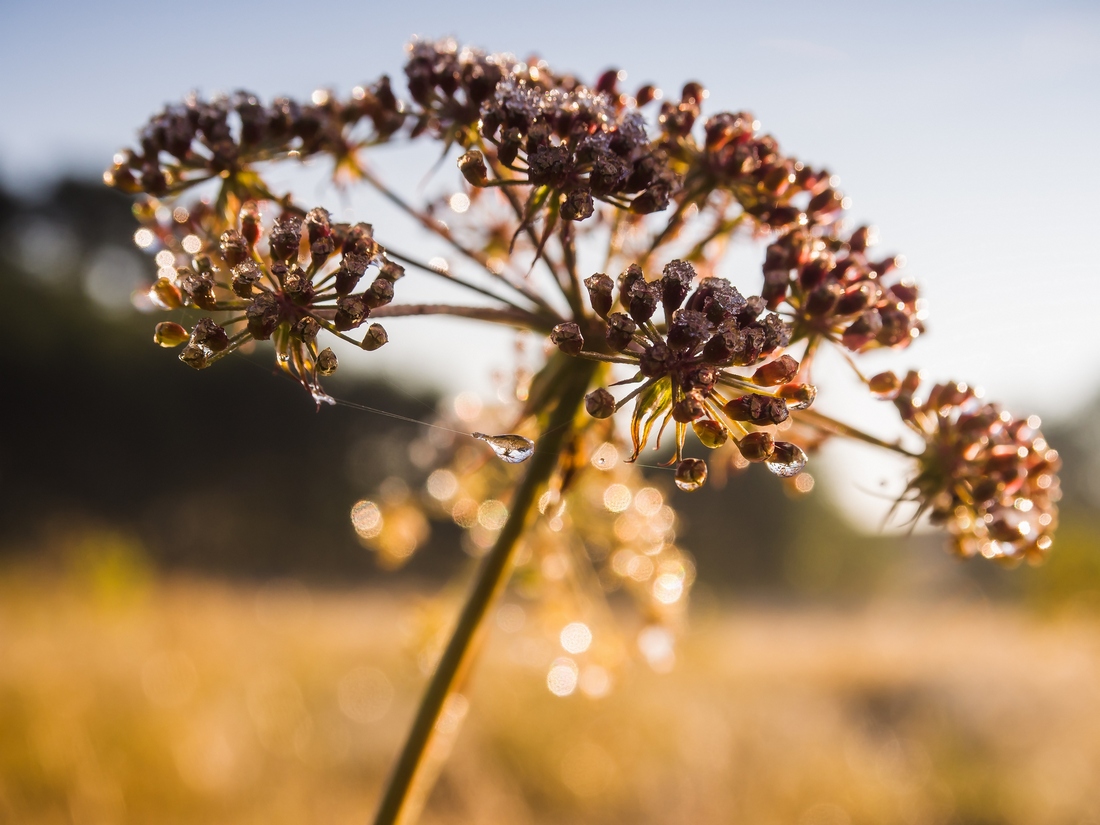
<box><xmin>107</xmin><ymin>37</ymin><xmax>1061</xmax><ymax>825</ymax></box>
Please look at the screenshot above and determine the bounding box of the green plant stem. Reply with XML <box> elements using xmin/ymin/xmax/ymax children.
<box><xmin>371</xmin><ymin>358</ymin><xmax>596</xmax><ymax>825</ymax></box>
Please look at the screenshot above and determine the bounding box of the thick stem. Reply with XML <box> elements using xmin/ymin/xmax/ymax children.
<box><xmin>371</xmin><ymin>359</ymin><xmax>596</xmax><ymax>825</ymax></box>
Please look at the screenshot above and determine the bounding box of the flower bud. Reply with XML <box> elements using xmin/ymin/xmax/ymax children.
<box><xmin>639</xmin><ymin>341</ymin><xmax>672</xmax><ymax>378</ymax></box>
<box><xmin>724</xmin><ymin>393</ymin><xmax>789</xmax><ymax>425</ymax></box>
<box><xmin>361</xmin><ymin>323</ymin><xmax>389</xmax><ymax>351</ymax></box>
<box><xmin>231</xmin><ymin>262</ymin><xmax>263</xmax><ymax>298</ymax></box>
<box><xmin>737</xmin><ymin>431</ymin><xmax>775</xmax><ymax>462</ymax></box>
<box><xmin>585</xmin><ymin>388</ymin><xmax>616</xmax><ymax>419</ymax></box>
<box><xmin>293</xmin><ymin>315</ymin><xmax>320</xmax><ymax>342</ymax></box>
<box><xmin>672</xmin><ymin>392</ymin><xmax>706</xmax><ymax>423</ymax></box>
<box><xmin>550</xmin><ymin>322</ymin><xmax>584</xmax><ymax>355</ymax></box>
<box><xmin>153</xmin><ymin>322</ymin><xmax>189</xmax><ymax>347</ymax></box>
<box><xmin>379</xmin><ymin>259</ymin><xmax>405</xmax><ymax>281</ymax></box>
<box><xmin>316</xmin><ymin>347</ymin><xmax>338</xmax><ymax>375</ymax></box>
<box><xmin>270</xmin><ymin>216</ymin><xmax>302</xmax><ymax>262</ymax></box>
<box><xmin>584</xmin><ymin>273</ymin><xmax>614</xmax><ymax>318</ymax></box>
<box><xmin>219</xmin><ymin>230</ymin><xmax>249</xmax><ymax>266</ymax></box>
<box><xmin>660</xmin><ymin>260</ymin><xmax>695</xmax><ymax>312</ymax></box>
<box><xmin>458</xmin><ymin>150</ymin><xmax>488</xmax><ymax>186</ymax></box>
<box><xmin>191</xmin><ymin>318</ymin><xmax>229</xmax><ymax>352</ymax></box>
<box><xmin>246</xmin><ymin>292</ymin><xmax>281</xmax><ymax>340</ymax></box>
<box><xmin>675</xmin><ymin>457</ymin><xmax>708</xmax><ymax>492</ymax></box>
<box><xmin>364</xmin><ymin>277</ymin><xmax>394</xmax><ymax>309</ymax></box>
<box><xmin>605</xmin><ymin>312</ymin><xmax>637</xmax><ymax>351</ymax></box>
<box><xmin>334</xmin><ymin>295</ymin><xmax>369</xmax><ymax>331</ymax></box>
<box><xmin>752</xmin><ymin>354</ymin><xmax>799</xmax><ymax>387</ymax></box>
<box><xmin>560</xmin><ymin>187</ymin><xmax>594</xmax><ymax>221</ymax></box>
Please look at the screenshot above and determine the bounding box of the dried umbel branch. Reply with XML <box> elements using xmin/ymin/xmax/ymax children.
<box><xmin>108</xmin><ymin>35</ymin><xmax>1062</xmax><ymax>825</ymax></box>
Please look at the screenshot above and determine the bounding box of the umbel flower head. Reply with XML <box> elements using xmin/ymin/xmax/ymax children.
<box><xmin>147</xmin><ymin>203</ymin><xmax>402</xmax><ymax>403</ymax></box>
<box><xmin>883</xmin><ymin>371</ymin><xmax>1061</xmax><ymax>564</ymax></box>
<box><xmin>552</xmin><ymin>259</ymin><xmax>814</xmax><ymax>490</ymax></box>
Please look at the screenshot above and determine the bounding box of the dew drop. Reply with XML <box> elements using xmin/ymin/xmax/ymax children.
<box><xmin>765</xmin><ymin>442</ymin><xmax>807</xmax><ymax>477</ymax></box>
<box><xmin>472</xmin><ymin>432</ymin><xmax>535</xmax><ymax>464</ymax></box>
<box><xmin>311</xmin><ymin>388</ymin><xmax>336</xmax><ymax>407</ymax></box>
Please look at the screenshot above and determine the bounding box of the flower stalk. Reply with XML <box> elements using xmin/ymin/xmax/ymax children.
<box><xmin>370</xmin><ymin>358</ymin><xmax>596</xmax><ymax>825</ymax></box>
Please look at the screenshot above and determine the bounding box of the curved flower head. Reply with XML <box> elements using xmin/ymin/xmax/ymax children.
<box><xmin>886</xmin><ymin>372</ymin><xmax>1061</xmax><ymax>563</ymax></box>
<box><xmin>146</xmin><ymin>203</ymin><xmax>402</xmax><ymax>404</ymax></box>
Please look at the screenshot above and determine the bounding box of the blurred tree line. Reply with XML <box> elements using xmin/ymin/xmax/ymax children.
<box><xmin>0</xmin><ymin>180</ymin><xmax>1097</xmax><ymax>605</ymax></box>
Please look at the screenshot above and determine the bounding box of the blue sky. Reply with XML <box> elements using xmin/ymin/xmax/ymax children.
<box><xmin>2</xmin><ymin>0</ymin><xmax>1098</xmax><ymax>519</ymax></box>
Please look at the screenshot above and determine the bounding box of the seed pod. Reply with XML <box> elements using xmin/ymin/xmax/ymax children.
<box><xmin>752</xmin><ymin>355</ymin><xmax>799</xmax><ymax>387</ymax></box>
<box><xmin>231</xmin><ymin>262</ymin><xmax>263</xmax><ymax>298</ymax></box>
<box><xmin>191</xmin><ymin>318</ymin><xmax>229</xmax><ymax>352</ymax></box>
<box><xmin>585</xmin><ymin>388</ymin><xmax>616</xmax><ymax>419</ymax></box>
<box><xmin>361</xmin><ymin>323</ymin><xmax>389</xmax><ymax>351</ymax></box>
<box><xmin>458</xmin><ymin>150</ymin><xmax>488</xmax><ymax>186</ymax></box>
<box><xmin>724</xmin><ymin>393</ymin><xmax>789</xmax><ymax>425</ymax></box>
<box><xmin>293</xmin><ymin>315</ymin><xmax>320</xmax><ymax>342</ymax></box>
<box><xmin>219</xmin><ymin>230</ymin><xmax>249</xmax><ymax>266</ymax></box>
<box><xmin>661</xmin><ymin>260</ymin><xmax>695</xmax><ymax>312</ymax></box>
<box><xmin>270</xmin><ymin>216</ymin><xmax>303</xmax><ymax>262</ymax></box>
<box><xmin>334</xmin><ymin>295</ymin><xmax>369</xmax><ymax>331</ymax></box>
<box><xmin>584</xmin><ymin>273</ymin><xmax>614</xmax><ymax>318</ymax></box>
<box><xmin>364</xmin><ymin>277</ymin><xmax>394</xmax><ymax>309</ymax></box>
<box><xmin>316</xmin><ymin>347</ymin><xmax>338</xmax><ymax>376</ymax></box>
<box><xmin>153</xmin><ymin>322</ymin><xmax>189</xmax><ymax>347</ymax></box>
<box><xmin>868</xmin><ymin>370</ymin><xmax>901</xmax><ymax>399</ymax></box>
<box><xmin>675</xmin><ymin>458</ymin><xmax>708</xmax><ymax>492</ymax></box>
<box><xmin>550</xmin><ymin>322</ymin><xmax>584</xmax><ymax>355</ymax></box>
<box><xmin>737</xmin><ymin>431</ymin><xmax>775</xmax><ymax>462</ymax></box>
<box><xmin>638</xmin><ymin>341</ymin><xmax>672</xmax><ymax>378</ymax></box>
<box><xmin>560</xmin><ymin>187</ymin><xmax>594</xmax><ymax>221</ymax></box>
<box><xmin>246</xmin><ymin>292</ymin><xmax>281</xmax><ymax>340</ymax></box>
<box><xmin>672</xmin><ymin>392</ymin><xmax>706</xmax><ymax>423</ymax></box>
<box><xmin>379</xmin><ymin>259</ymin><xmax>405</xmax><ymax>281</ymax></box>
<box><xmin>605</xmin><ymin>312</ymin><xmax>637</xmax><ymax>351</ymax></box>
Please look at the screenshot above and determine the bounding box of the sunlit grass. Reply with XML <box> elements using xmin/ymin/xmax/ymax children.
<box><xmin>2</xmin><ymin>548</ymin><xmax>1099</xmax><ymax>825</ymax></box>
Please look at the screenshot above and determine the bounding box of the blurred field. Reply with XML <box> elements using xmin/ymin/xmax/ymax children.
<box><xmin>2</xmin><ymin>547</ymin><xmax>1100</xmax><ymax>825</ymax></box>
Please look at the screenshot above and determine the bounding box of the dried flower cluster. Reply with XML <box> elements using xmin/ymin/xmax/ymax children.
<box><xmin>883</xmin><ymin>372</ymin><xmax>1060</xmax><ymax>562</ymax></box>
<box><xmin>109</xmin><ymin>35</ymin><xmax>1062</xmax><ymax>825</ymax></box>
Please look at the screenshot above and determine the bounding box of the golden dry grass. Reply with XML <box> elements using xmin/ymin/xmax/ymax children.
<box><xmin>2</xmin><ymin>558</ymin><xmax>1099</xmax><ymax>825</ymax></box>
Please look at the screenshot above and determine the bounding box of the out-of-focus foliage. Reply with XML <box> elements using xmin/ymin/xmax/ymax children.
<box><xmin>2</xmin><ymin>560</ymin><xmax>1100</xmax><ymax>825</ymax></box>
